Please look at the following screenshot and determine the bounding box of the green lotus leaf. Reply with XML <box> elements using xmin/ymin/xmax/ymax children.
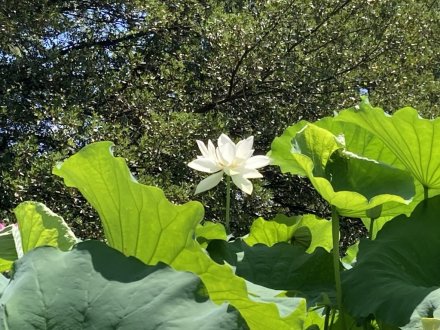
<box><xmin>315</xmin><ymin>117</ymin><xmax>427</xmax><ymax>219</ymax></box>
<box><xmin>422</xmin><ymin>318</ymin><xmax>440</xmax><ymax>330</ymax></box>
<box><xmin>244</xmin><ymin>215</ymin><xmax>298</xmax><ymax>247</ymax></box>
<box><xmin>270</xmin><ymin>123</ymin><xmax>415</xmax><ymax>217</ymax></box>
<box><xmin>330</xmin><ymin>312</ymin><xmax>371</xmax><ymax>330</ymax></box>
<box><xmin>336</xmin><ymin>98</ymin><xmax>440</xmax><ymax>192</ymax></box>
<box><xmin>0</xmin><ymin>240</ymin><xmax>247</xmax><ymax>329</ymax></box>
<box><xmin>14</xmin><ymin>201</ymin><xmax>78</xmax><ymax>254</ymax></box>
<box><xmin>270</xmin><ymin>116</ymin><xmax>405</xmax><ymax>178</ymax></box>
<box><xmin>269</xmin><ymin>120</ymin><xmax>309</xmax><ymax>175</ymax></box>
<box><xmin>53</xmin><ymin>142</ymin><xmax>305</xmax><ymax>330</ymax></box>
<box><xmin>270</xmin><ymin>115</ymin><xmax>422</xmax><ymax>218</ymax></box>
<box><xmin>0</xmin><ymin>225</ymin><xmax>18</xmax><ymax>272</ymax></box>
<box><xmin>172</xmin><ymin>244</ymin><xmax>306</xmax><ymax>329</ymax></box>
<box><xmin>207</xmin><ymin>239</ymin><xmax>335</xmax><ymax>307</ymax></box>
<box><xmin>53</xmin><ymin>142</ymin><xmax>204</xmax><ymax>261</ymax></box>
<box><xmin>342</xmin><ymin>195</ymin><xmax>440</xmax><ymax>328</ymax></box>
<box><xmin>196</xmin><ymin>221</ymin><xmax>227</xmax><ymax>248</ymax></box>
<box><xmin>314</xmin><ymin>116</ymin><xmax>406</xmax><ymax>170</ymax></box>
<box><xmin>303</xmin><ymin>308</ymin><xmax>326</xmax><ymax>330</ymax></box>
<box><xmin>244</xmin><ymin>282</ymin><xmax>327</xmax><ymax>330</ymax></box>
<box><xmin>341</xmin><ymin>241</ymin><xmax>359</xmax><ymax>270</ymax></box>
<box><xmin>0</xmin><ymin>274</ymin><xmax>7</xmax><ymax>297</ymax></box>
<box><xmin>244</xmin><ymin>214</ymin><xmax>333</xmax><ymax>253</ymax></box>
<box><xmin>244</xmin><ymin>280</ymin><xmax>307</xmax><ymax>318</ymax></box>
<box><xmin>361</xmin><ymin>215</ymin><xmax>395</xmax><ymax>240</ymax></box>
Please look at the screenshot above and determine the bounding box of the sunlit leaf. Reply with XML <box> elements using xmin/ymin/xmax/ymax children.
<box><xmin>244</xmin><ymin>214</ymin><xmax>333</xmax><ymax>253</ymax></box>
<box><xmin>53</xmin><ymin>142</ymin><xmax>204</xmax><ymax>261</ymax></box>
<box><xmin>0</xmin><ymin>225</ymin><xmax>17</xmax><ymax>272</ymax></box>
<box><xmin>336</xmin><ymin>98</ymin><xmax>440</xmax><ymax>192</ymax></box>
<box><xmin>270</xmin><ymin>123</ymin><xmax>415</xmax><ymax>217</ymax></box>
<box><xmin>361</xmin><ymin>215</ymin><xmax>394</xmax><ymax>240</ymax></box>
<box><xmin>315</xmin><ymin>117</ymin><xmax>425</xmax><ymax>218</ymax></box>
<box><xmin>341</xmin><ymin>242</ymin><xmax>359</xmax><ymax>270</ymax></box>
<box><xmin>422</xmin><ymin>318</ymin><xmax>440</xmax><ymax>330</ymax></box>
<box><xmin>196</xmin><ymin>221</ymin><xmax>227</xmax><ymax>248</ymax></box>
<box><xmin>14</xmin><ymin>201</ymin><xmax>78</xmax><ymax>254</ymax></box>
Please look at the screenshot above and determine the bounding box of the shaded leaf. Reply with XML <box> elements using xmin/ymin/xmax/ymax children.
<box><xmin>0</xmin><ymin>241</ymin><xmax>247</xmax><ymax>329</ymax></box>
<box><xmin>208</xmin><ymin>239</ymin><xmax>335</xmax><ymax>307</ymax></box>
<box><xmin>0</xmin><ymin>274</ymin><xmax>8</xmax><ymax>297</ymax></box>
<box><xmin>342</xmin><ymin>195</ymin><xmax>440</xmax><ymax>328</ymax></box>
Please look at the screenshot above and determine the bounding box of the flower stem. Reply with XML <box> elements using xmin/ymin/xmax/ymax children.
<box><xmin>423</xmin><ymin>185</ymin><xmax>429</xmax><ymax>210</ymax></box>
<box><xmin>225</xmin><ymin>176</ymin><xmax>231</xmax><ymax>234</ymax></box>
<box><xmin>331</xmin><ymin>206</ymin><xmax>346</xmax><ymax>329</ymax></box>
<box><xmin>369</xmin><ymin>218</ymin><xmax>376</xmax><ymax>240</ymax></box>
<box><xmin>324</xmin><ymin>305</ymin><xmax>331</xmax><ymax>330</ymax></box>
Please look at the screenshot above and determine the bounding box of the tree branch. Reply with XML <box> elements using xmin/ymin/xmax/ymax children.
<box><xmin>59</xmin><ymin>29</ymin><xmax>154</xmax><ymax>55</ymax></box>
<box><xmin>226</xmin><ymin>2</ymin><xmax>294</xmax><ymax>98</ymax></box>
<box><xmin>196</xmin><ymin>0</ymin><xmax>353</xmax><ymax>113</ymax></box>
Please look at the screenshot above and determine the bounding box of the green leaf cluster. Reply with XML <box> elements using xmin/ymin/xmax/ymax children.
<box><xmin>4</xmin><ymin>96</ymin><xmax>440</xmax><ymax>328</ymax></box>
<box><xmin>2</xmin><ymin>141</ymin><xmax>332</xmax><ymax>329</ymax></box>
<box><xmin>268</xmin><ymin>98</ymin><xmax>440</xmax><ymax>328</ymax></box>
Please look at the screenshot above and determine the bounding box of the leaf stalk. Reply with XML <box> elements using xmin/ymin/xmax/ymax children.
<box><xmin>331</xmin><ymin>206</ymin><xmax>346</xmax><ymax>329</ymax></box>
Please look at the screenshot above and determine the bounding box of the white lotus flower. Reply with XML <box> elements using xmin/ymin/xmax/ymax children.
<box><xmin>188</xmin><ymin>134</ymin><xmax>270</xmax><ymax>195</ymax></box>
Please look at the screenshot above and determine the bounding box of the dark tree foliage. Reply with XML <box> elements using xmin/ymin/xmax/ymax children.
<box><xmin>1</xmin><ymin>0</ymin><xmax>439</xmax><ymax>239</ymax></box>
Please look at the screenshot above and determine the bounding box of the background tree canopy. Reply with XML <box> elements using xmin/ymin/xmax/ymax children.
<box><xmin>1</xmin><ymin>0</ymin><xmax>439</xmax><ymax>239</ymax></box>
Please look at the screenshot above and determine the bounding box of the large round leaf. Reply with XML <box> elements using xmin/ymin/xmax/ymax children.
<box><xmin>53</xmin><ymin>141</ymin><xmax>204</xmax><ymax>260</ymax></box>
<box><xmin>314</xmin><ymin>116</ymin><xmax>425</xmax><ymax>222</ymax></box>
<box><xmin>313</xmin><ymin>117</ymin><xmax>424</xmax><ymax>219</ymax></box>
<box><xmin>336</xmin><ymin>98</ymin><xmax>440</xmax><ymax>191</ymax></box>
<box><xmin>0</xmin><ymin>240</ymin><xmax>247</xmax><ymax>329</ymax></box>
<box><xmin>314</xmin><ymin>116</ymin><xmax>405</xmax><ymax>170</ymax></box>
<box><xmin>270</xmin><ymin>122</ymin><xmax>415</xmax><ymax>217</ymax></box>
<box><xmin>342</xmin><ymin>195</ymin><xmax>440</xmax><ymax>328</ymax></box>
